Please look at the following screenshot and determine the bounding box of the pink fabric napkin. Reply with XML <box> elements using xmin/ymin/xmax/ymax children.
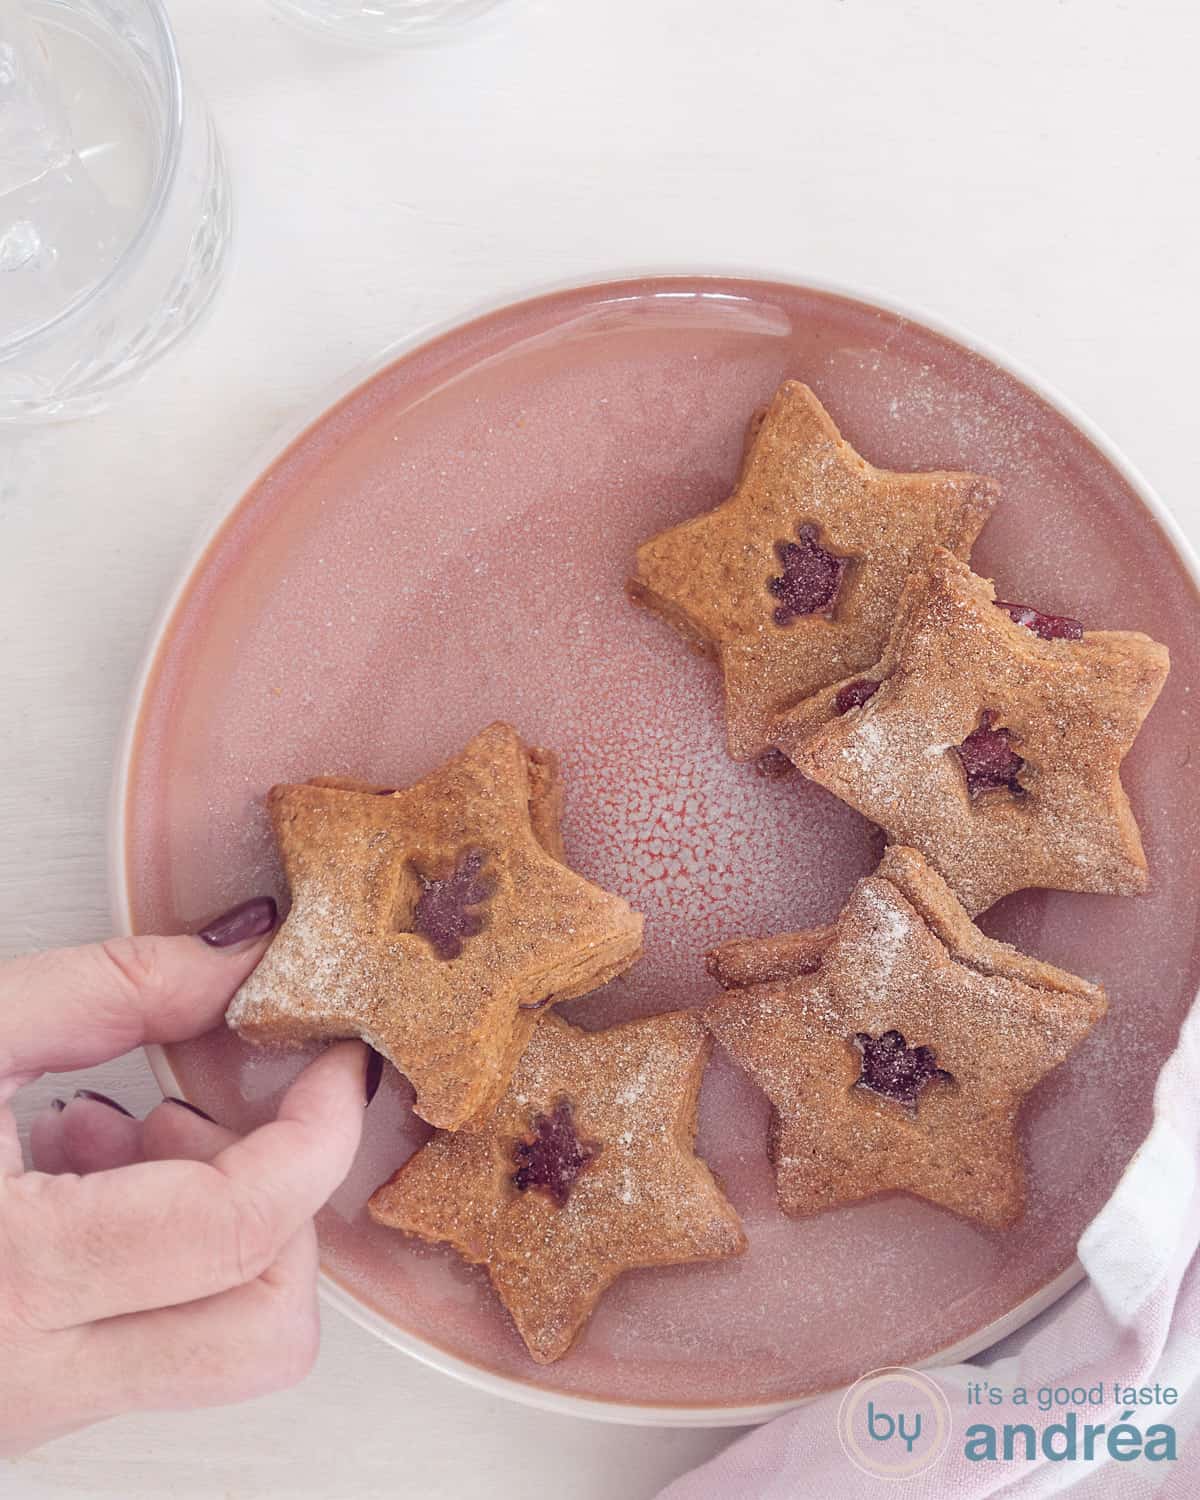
<box><xmin>663</xmin><ymin>997</ymin><xmax>1200</xmax><ymax>1498</ymax></box>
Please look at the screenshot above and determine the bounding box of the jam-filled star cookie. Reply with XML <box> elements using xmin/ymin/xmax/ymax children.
<box><xmin>776</xmin><ymin>548</ymin><xmax>1170</xmax><ymax>914</ymax></box>
<box><xmin>706</xmin><ymin>847</ymin><xmax>1106</xmax><ymax>1229</ymax></box>
<box><xmin>368</xmin><ymin>1010</ymin><xmax>746</xmax><ymax>1363</ymax></box>
<box><xmin>226</xmin><ymin>723</ymin><xmax>644</xmax><ymax>1130</ymax></box>
<box><xmin>628</xmin><ymin>381</ymin><xmax>998</xmax><ymax>762</ymax></box>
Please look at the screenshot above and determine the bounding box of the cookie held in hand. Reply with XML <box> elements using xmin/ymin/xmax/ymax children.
<box><xmin>368</xmin><ymin>1010</ymin><xmax>746</xmax><ymax>1363</ymax></box>
<box><xmin>628</xmin><ymin>380</ymin><xmax>997</xmax><ymax>761</ymax></box>
<box><xmin>706</xmin><ymin>847</ymin><xmax>1107</xmax><ymax>1230</ymax></box>
<box><xmin>776</xmin><ymin>548</ymin><xmax>1170</xmax><ymax>914</ymax></box>
<box><xmin>226</xmin><ymin>723</ymin><xmax>643</xmax><ymax>1130</ymax></box>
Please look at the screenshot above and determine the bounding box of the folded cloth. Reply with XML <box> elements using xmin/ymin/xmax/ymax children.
<box><xmin>661</xmin><ymin>998</ymin><xmax>1200</xmax><ymax>1498</ymax></box>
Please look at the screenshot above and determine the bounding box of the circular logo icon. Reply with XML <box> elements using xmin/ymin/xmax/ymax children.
<box><xmin>837</xmin><ymin>1366</ymin><xmax>952</xmax><ymax>1480</ymax></box>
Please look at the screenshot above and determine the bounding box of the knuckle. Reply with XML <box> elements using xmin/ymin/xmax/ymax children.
<box><xmin>0</xmin><ymin>1261</ymin><xmax>47</xmax><ymax>1334</ymax></box>
<box><xmin>236</xmin><ymin>1300</ymin><xmax>319</xmax><ymax>1400</ymax></box>
<box><xmin>97</xmin><ymin>936</ymin><xmax>168</xmax><ymax>1009</ymax></box>
<box><xmin>228</xmin><ymin>1188</ymin><xmax>279</xmax><ymax>1285</ymax></box>
<box><xmin>276</xmin><ymin>1320</ymin><xmax>318</xmax><ymax>1386</ymax></box>
<box><xmin>0</xmin><ymin>1175</ymin><xmax>75</xmax><ymax>1332</ymax></box>
<box><xmin>268</xmin><ymin>1305</ymin><xmax>320</xmax><ymax>1391</ymax></box>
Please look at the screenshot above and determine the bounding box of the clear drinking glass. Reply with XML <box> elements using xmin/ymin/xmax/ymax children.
<box><xmin>271</xmin><ymin>0</ymin><xmax>508</xmax><ymax>47</ymax></box>
<box><xmin>0</xmin><ymin>0</ymin><xmax>231</xmax><ymax>423</ymax></box>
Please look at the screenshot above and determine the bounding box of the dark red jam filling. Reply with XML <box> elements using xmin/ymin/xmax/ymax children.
<box><xmin>994</xmin><ymin>600</ymin><xmax>1083</xmax><ymax>641</ymax></box>
<box><xmin>755</xmin><ymin>749</ymin><xmax>796</xmax><ymax>779</ymax></box>
<box><xmin>835</xmin><ymin>678</ymin><xmax>881</xmax><ymax>714</ymax></box>
<box><xmin>512</xmin><ymin>1099</ymin><xmax>598</xmax><ymax>1206</ymax></box>
<box><xmin>768</xmin><ymin>524</ymin><xmax>849</xmax><ymax>624</ymax></box>
<box><xmin>854</xmin><ymin>1029</ymin><xmax>951</xmax><ymax>1109</ymax></box>
<box><xmin>518</xmin><ymin>992</ymin><xmax>560</xmax><ymax>1012</ymax></box>
<box><xmin>411</xmin><ymin>847</ymin><xmax>493</xmax><ymax>960</ymax></box>
<box><xmin>956</xmin><ymin>710</ymin><xmax>1025</xmax><ymax>797</ymax></box>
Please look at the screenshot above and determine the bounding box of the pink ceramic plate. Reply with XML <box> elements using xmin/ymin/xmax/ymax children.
<box><xmin>113</xmin><ymin>273</ymin><xmax>1200</xmax><ymax>1425</ymax></box>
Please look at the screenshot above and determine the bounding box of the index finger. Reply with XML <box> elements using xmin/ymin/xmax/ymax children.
<box><xmin>0</xmin><ymin>901</ymin><xmax>276</xmax><ymax>1091</ymax></box>
<box><xmin>2</xmin><ymin>1041</ymin><xmax>367</xmax><ymax>1331</ymax></box>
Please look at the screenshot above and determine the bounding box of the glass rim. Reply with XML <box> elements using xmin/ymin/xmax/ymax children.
<box><xmin>269</xmin><ymin>0</ymin><xmax>507</xmax><ymax>43</ymax></box>
<box><xmin>0</xmin><ymin>0</ymin><xmax>185</xmax><ymax>360</ymax></box>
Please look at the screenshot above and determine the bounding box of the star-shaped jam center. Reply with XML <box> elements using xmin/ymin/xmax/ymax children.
<box><xmin>768</xmin><ymin>524</ymin><xmax>850</xmax><ymax>625</ymax></box>
<box><xmin>994</xmin><ymin>599</ymin><xmax>1083</xmax><ymax>641</ymax></box>
<box><xmin>956</xmin><ymin>710</ymin><xmax>1026</xmax><ymax>797</ymax></box>
<box><xmin>410</xmin><ymin>846</ymin><xmax>493</xmax><ymax>960</ymax></box>
<box><xmin>512</xmin><ymin>1098</ymin><xmax>599</xmax><ymax>1207</ymax></box>
<box><xmin>853</xmin><ymin>1029</ymin><xmax>952</xmax><ymax>1110</ymax></box>
<box><xmin>835</xmin><ymin>678</ymin><xmax>880</xmax><ymax>714</ymax></box>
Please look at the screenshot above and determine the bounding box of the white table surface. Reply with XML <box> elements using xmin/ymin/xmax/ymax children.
<box><xmin>2</xmin><ymin>0</ymin><xmax>1197</xmax><ymax>1494</ymax></box>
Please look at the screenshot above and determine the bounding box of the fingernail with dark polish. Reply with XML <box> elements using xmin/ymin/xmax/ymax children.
<box><xmin>165</xmin><ymin>1096</ymin><xmax>217</xmax><ymax>1124</ymax></box>
<box><xmin>50</xmin><ymin>1098</ymin><xmax>66</xmax><ymax>1112</ymax></box>
<box><xmin>198</xmin><ymin>896</ymin><xmax>278</xmax><ymax>949</ymax></box>
<box><xmin>74</xmin><ymin>1089</ymin><xmax>134</xmax><ymax>1118</ymax></box>
<box><xmin>364</xmin><ymin>1048</ymin><xmax>384</xmax><ymax>1107</ymax></box>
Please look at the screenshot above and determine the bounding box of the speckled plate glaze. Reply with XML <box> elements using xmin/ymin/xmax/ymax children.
<box><xmin>114</xmin><ymin>274</ymin><xmax>1200</xmax><ymax>1425</ymax></box>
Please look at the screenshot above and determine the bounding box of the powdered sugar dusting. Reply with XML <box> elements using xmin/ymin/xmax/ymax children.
<box><xmin>230</xmin><ymin>887</ymin><xmax>364</xmax><ymax>1026</ymax></box>
<box><xmin>852</xmin><ymin>882</ymin><xmax>915</xmax><ymax>991</ymax></box>
<box><xmin>805</xmin><ymin>552</ymin><xmax>1167</xmax><ymax>914</ymax></box>
<box><xmin>125</xmin><ymin>277</ymin><xmax>1200</xmax><ymax>1408</ymax></box>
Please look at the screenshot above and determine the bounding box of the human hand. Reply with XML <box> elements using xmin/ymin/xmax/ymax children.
<box><xmin>0</xmin><ymin>901</ymin><xmax>368</xmax><ymax>1457</ymax></box>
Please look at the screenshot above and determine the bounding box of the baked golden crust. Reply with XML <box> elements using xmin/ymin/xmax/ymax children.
<box><xmin>707</xmin><ymin>925</ymin><xmax>836</xmax><ymax>989</ymax></box>
<box><xmin>706</xmin><ymin>848</ymin><xmax>1107</xmax><ymax>1230</ymax></box>
<box><xmin>777</xmin><ymin>548</ymin><xmax>1170</xmax><ymax>914</ymax></box>
<box><xmin>629</xmin><ymin>380</ymin><xmax>997</xmax><ymax>761</ymax></box>
<box><xmin>226</xmin><ymin>723</ymin><xmax>644</xmax><ymax>1130</ymax></box>
<box><xmin>368</xmin><ymin>1011</ymin><xmax>746</xmax><ymax>1363</ymax></box>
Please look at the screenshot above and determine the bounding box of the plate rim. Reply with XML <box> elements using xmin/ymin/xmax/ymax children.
<box><xmin>108</xmin><ymin>264</ymin><xmax>1200</xmax><ymax>1428</ymax></box>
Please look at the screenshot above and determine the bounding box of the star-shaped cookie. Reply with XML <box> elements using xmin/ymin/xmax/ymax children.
<box><xmin>368</xmin><ymin>1010</ymin><xmax>746</xmax><ymax>1363</ymax></box>
<box><xmin>628</xmin><ymin>380</ymin><xmax>998</xmax><ymax>761</ymax></box>
<box><xmin>776</xmin><ymin>548</ymin><xmax>1171</xmax><ymax>914</ymax></box>
<box><xmin>226</xmin><ymin>723</ymin><xmax>644</xmax><ymax>1130</ymax></box>
<box><xmin>706</xmin><ymin>847</ymin><xmax>1107</xmax><ymax>1229</ymax></box>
